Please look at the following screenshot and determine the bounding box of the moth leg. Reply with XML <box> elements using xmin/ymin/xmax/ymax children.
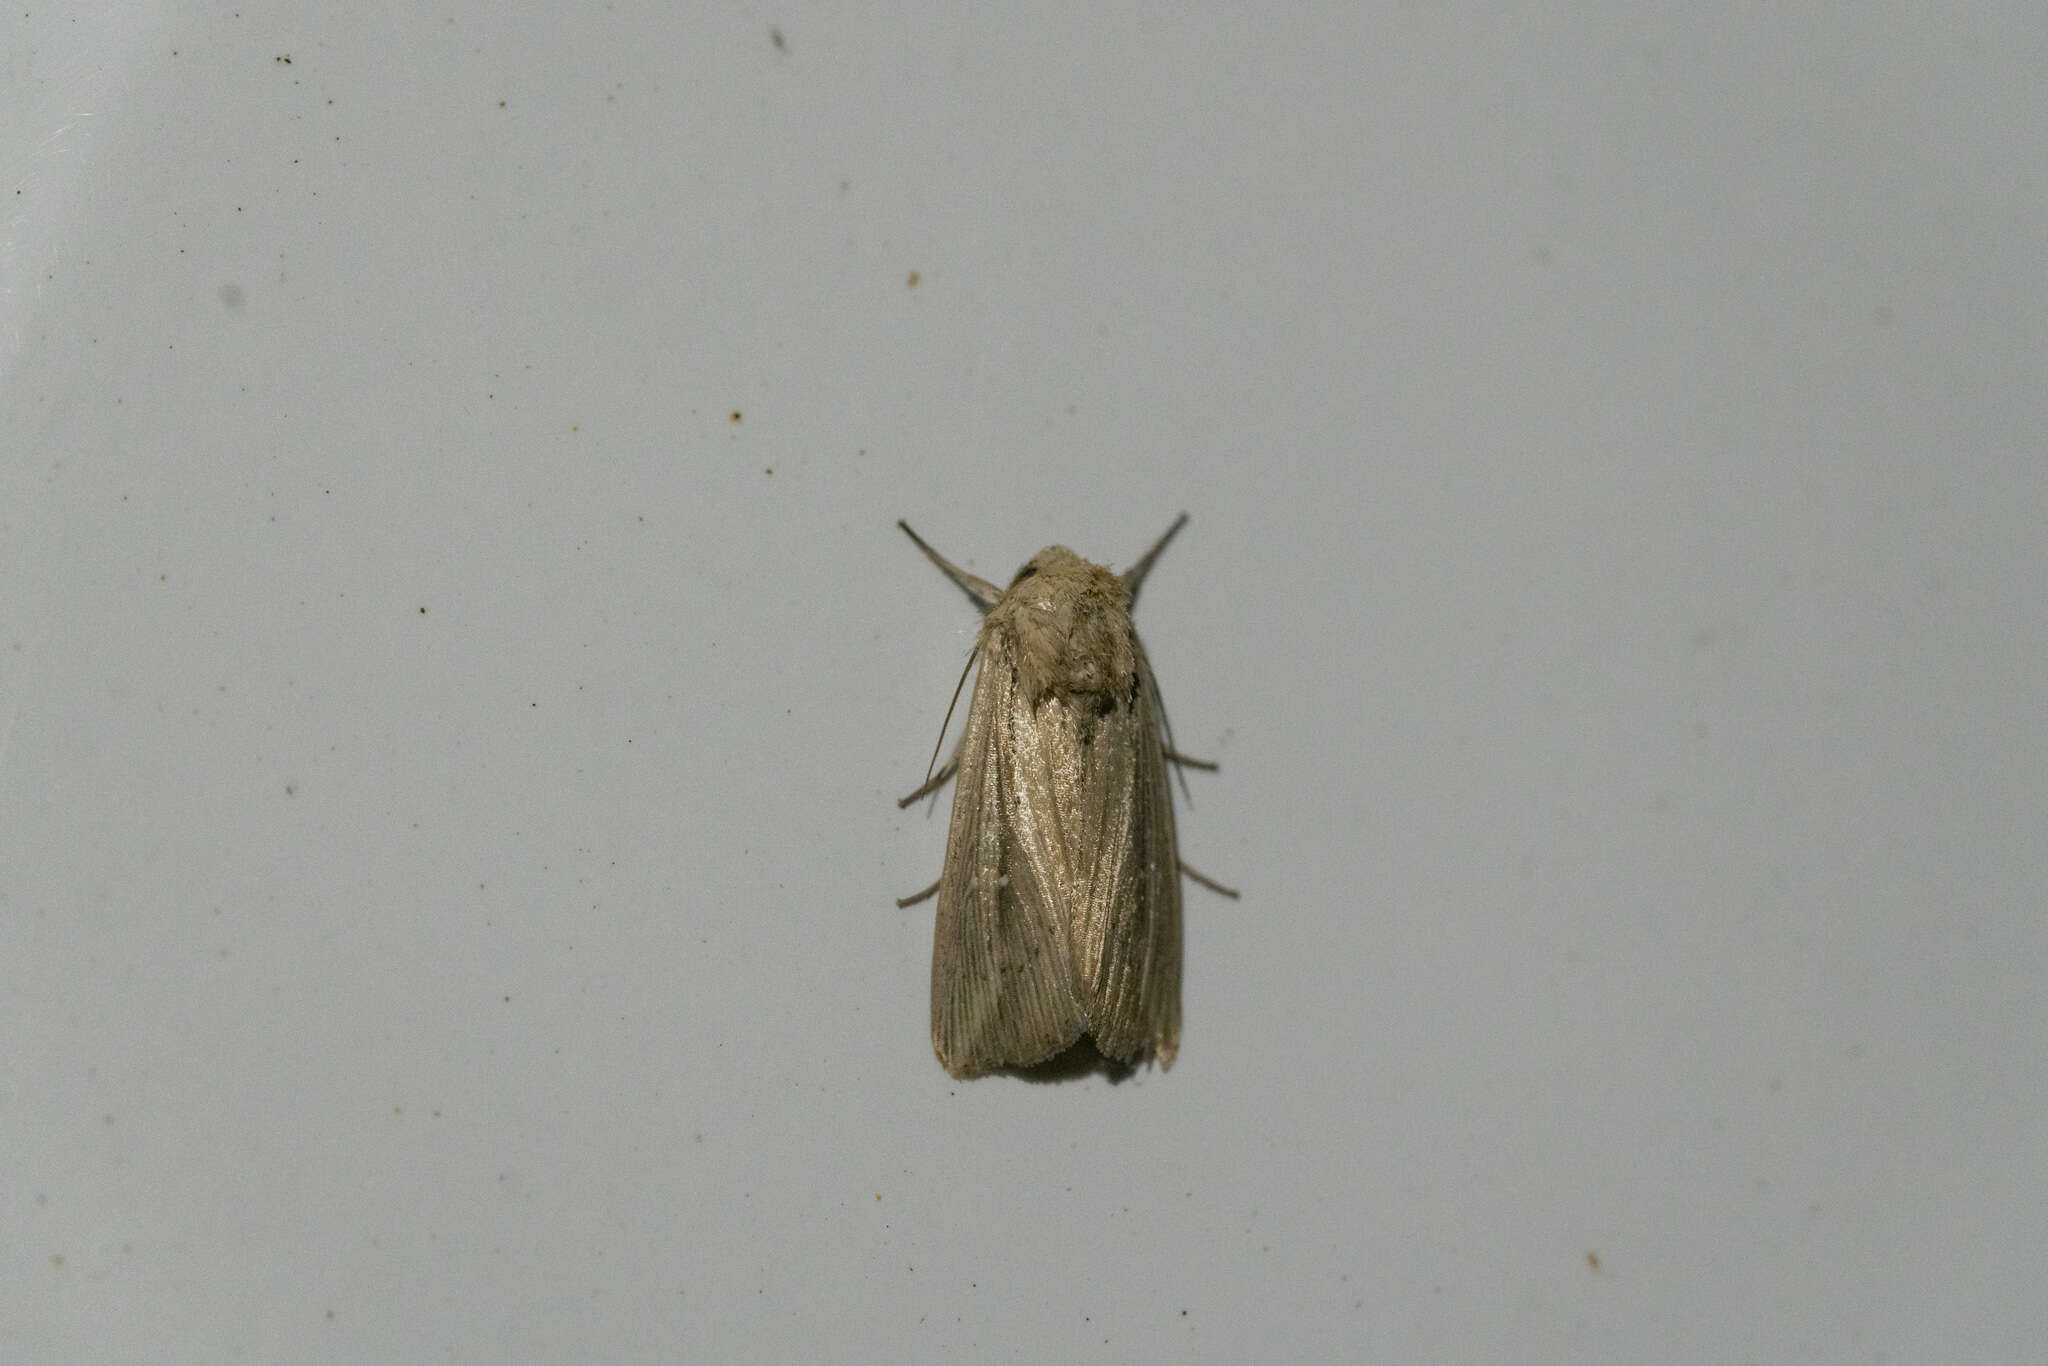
<box><xmin>1180</xmin><ymin>860</ymin><xmax>1240</xmax><ymax>900</ymax></box>
<box><xmin>1162</xmin><ymin>747</ymin><xmax>1218</xmax><ymax>771</ymax></box>
<box><xmin>896</xmin><ymin>756</ymin><xmax>959</xmax><ymax>808</ymax></box>
<box><xmin>896</xmin><ymin>877</ymin><xmax>941</xmax><ymax>909</ymax></box>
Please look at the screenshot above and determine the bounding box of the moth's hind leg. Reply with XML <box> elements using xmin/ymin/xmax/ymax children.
<box><xmin>1180</xmin><ymin>860</ymin><xmax>1239</xmax><ymax>900</ymax></box>
<box><xmin>897</xmin><ymin>877</ymin><xmax>941</xmax><ymax>910</ymax></box>
<box><xmin>1162</xmin><ymin>747</ymin><xmax>1218</xmax><ymax>772</ymax></box>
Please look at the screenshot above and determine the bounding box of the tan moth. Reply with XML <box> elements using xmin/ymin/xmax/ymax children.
<box><xmin>896</xmin><ymin>514</ymin><xmax>1235</xmax><ymax>1078</ymax></box>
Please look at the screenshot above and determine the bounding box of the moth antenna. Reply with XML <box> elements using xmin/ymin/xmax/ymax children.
<box><xmin>899</xmin><ymin>520</ymin><xmax>1002</xmax><ymax>611</ymax></box>
<box><xmin>1159</xmin><ymin>689</ymin><xmax>1195</xmax><ymax>805</ymax></box>
<box><xmin>1120</xmin><ymin>511</ymin><xmax>1189</xmax><ymax>609</ymax></box>
<box><xmin>1135</xmin><ymin>634</ymin><xmax>1196</xmax><ymax>804</ymax></box>
<box><xmin>921</xmin><ymin>645</ymin><xmax>979</xmax><ymax>789</ymax></box>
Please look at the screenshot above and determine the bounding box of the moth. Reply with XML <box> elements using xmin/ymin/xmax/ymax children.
<box><xmin>896</xmin><ymin>514</ymin><xmax>1234</xmax><ymax>1078</ymax></box>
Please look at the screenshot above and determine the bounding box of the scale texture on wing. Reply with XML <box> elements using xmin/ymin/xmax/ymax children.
<box><xmin>1002</xmin><ymin>647</ymin><xmax>1183</xmax><ymax>1068</ymax></box>
<box><xmin>929</xmin><ymin>636</ymin><xmax>1088</xmax><ymax>1077</ymax></box>
<box><xmin>1085</xmin><ymin>655</ymin><xmax>1183</xmax><ymax>1066</ymax></box>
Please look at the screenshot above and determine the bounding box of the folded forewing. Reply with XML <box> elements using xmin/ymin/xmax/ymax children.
<box><xmin>929</xmin><ymin>639</ymin><xmax>1088</xmax><ymax>1076</ymax></box>
<box><xmin>998</xmin><ymin>642</ymin><xmax>1182</xmax><ymax>1068</ymax></box>
<box><xmin>1075</xmin><ymin>646</ymin><xmax>1183</xmax><ymax>1066</ymax></box>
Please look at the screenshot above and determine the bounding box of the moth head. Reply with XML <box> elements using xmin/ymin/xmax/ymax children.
<box><xmin>993</xmin><ymin>546</ymin><xmax>1137</xmax><ymax>706</ymax></box>
<box><xmin>1006</xmin><ymin>545</ymin><xmax>1078</xmax><ymax>590</ymax></box>
<box><xmin>1000</xmin><ymin>545</ymin><xmax>1124</xmax><ymax>606</ymax></box>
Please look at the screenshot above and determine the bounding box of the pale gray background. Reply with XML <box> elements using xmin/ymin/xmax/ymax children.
<box><xmin>5</xmin><ymin>4</ymin><xmax>2044</xmax><ymax>1362</ymax></box>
